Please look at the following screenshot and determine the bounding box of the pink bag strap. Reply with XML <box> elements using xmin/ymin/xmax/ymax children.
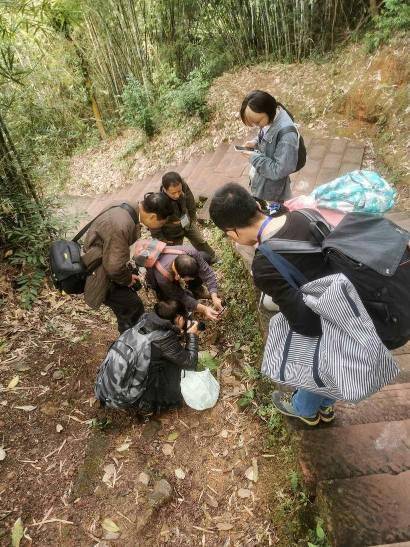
<box><xmin>154</xmin><ymin>248</ymin><xmax>186</xmax><ymax>280</ymax></box>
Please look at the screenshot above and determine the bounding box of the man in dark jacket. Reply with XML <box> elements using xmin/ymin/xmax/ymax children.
<box><xmin>82</xmin><ymin>193</ymin><xmax>171</xmax><ymax>333</ymax></box>
<box><xmin>210</xmin><ymin>183</ymin><xmax>336</xmax><ymax>426</ymax></box>
<box><xmin>150</xmin><ymin>171</ymin><xmax>216</xmax><ymax>262</ymax></box>
<box><xmin>145</xmin><ymin>244</ymin><xmax>223</xmax><ymax>321</ymax></box>
<box><xmin>138</xmin><ymin>299</ymin><xmax>199</xmax><ymax>413</ymax></box>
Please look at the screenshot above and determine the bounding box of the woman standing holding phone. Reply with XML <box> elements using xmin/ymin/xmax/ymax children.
<box><xmin>239</xmin><ymin>90</ymin><xmax>305</xmax><ymax>211</ymax></box>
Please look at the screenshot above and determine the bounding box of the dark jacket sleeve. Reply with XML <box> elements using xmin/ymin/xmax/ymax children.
<box><xmin>153</xmin><ymin>332</ymin><xmax>198</xmax><ymax>370</ymax></box>
<box><xmin>187</xmin><ymin>248</ymin><xmax>218</xmax><ymax>294</ymax></box>
<box><xmin>252</xmin><ymin>252</ymin><xmax>322</xmax><ymax>337</ymax></box>
<box><xmin>153</xmin><ymin>269</ymin><xmax>198</xmax><ymax>311</ymax></box>
<box><xmin>184</xmin><ymin>183</ymin><xmax>197</xmax><ymax>221</ymax></box>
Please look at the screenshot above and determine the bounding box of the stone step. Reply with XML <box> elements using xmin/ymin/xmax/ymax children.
<box><xmin>370</xmin><ymin>543</ymin><xmax>410</xmax><ymax>547</ymax></box>
<box><xmin>179</xmin><ymin>157</ymin><xmax>198</xmax><ymax>179</ymax></box>
<box><xmin>318</xmin><ymin>470</ymin><xmax>410</xmax><ymax>547</ymax></box>
<box><xmin>330</xmin><ymin>383</ymin><xmax>410</xmax><ymax>427</ymax></box>
<box><xmin>298</xmin><ymin>419</ymin><xmax>410</xmax><ymax>485</ymax></box>
<box><xmin>207</xmin><ymin>142</ymin><xmax>230</xmax><ymax>169</ymax></box>
<box><xmin>185</xmin><ymin>151</ymin><xmax>215</xmax><ymax>187</ymax></box>
<box><xmin>394</xmin><ymin>353</ymin><xmax>410</xmax><ymax>384</ymax></box>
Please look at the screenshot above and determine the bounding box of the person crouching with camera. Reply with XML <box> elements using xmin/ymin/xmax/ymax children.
<box><xmin>136</xmin><ymin>300</ymin><xmax>199</xmax><ymax>415</ymax></box>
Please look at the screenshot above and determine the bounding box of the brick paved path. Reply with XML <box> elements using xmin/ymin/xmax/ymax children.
<box><xmin>75</xmin><ymin>132</ymin><xmax>366</xmax><ymax>221</ymax></box>
<box><xmin>68</xmin><ymin>134</ymin><xmax>410</xmax><ymax>546</ymax></box>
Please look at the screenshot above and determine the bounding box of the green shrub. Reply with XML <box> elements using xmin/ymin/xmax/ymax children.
<box><xmin>1</xmin><ymin>195</ymin><xmax>70</xmax><ymax>308</ymax></box>
<box><xmin>365</xmin><ymin>0</ymin><xmax>410</xmax><ymax>52</ymax></box>
<box><xmin>120</xmin><ymin>76</ymin><xmax>156</xmax><ymax>138</ymax></box>
<box><xmin>167</xmin><ymin>70</ymin><xmax>210</xmax><ymax>121</ymax></box>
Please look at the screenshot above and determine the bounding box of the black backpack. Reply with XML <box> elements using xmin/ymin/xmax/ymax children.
<box><xmin>265</xmin><ymin>209</ymin><xmax>410</xmax><ymax>350</ymax></box>
<box><xmin>49</xmin><ymin>203</ymin><xmax>138</xmax><ymax>294</ymax></box>
<box><xmin>275</xmin><ymin>104</ymin><xmax>306</xmax><ymax>173</ymax></box>
<box><xmin>275</xmin><ymin>126</ymin><xmax>306</xmax><ymax>173</ymax></box>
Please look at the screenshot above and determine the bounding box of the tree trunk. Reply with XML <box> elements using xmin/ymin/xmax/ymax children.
<box><xmin>369</xmin><ymin>0</ymin><xmax>378</xmax><ymax>18</ymax></box>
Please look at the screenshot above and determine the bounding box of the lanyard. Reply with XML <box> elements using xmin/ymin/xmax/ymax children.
<box><xmin>257</xmin><ymin>216</ymin><xmax>274</xmax><ymax>244</ymax></box>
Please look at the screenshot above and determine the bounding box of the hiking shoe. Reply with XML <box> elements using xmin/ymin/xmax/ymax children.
<box><xmin>271</xmin><ymin>392</ymin><xmax>320</xmax><ymax>426</ymax></box>
<box><xmin>319</xmin><ymin>406</ymin><xmax>336</xmax><ymax>423</ymax></box>
<box><xmin>209</xmin><ymin>256</ymin><xmax>221</xmax><ymax>266</ymax></box>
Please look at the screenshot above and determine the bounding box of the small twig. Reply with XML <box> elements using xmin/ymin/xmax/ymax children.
<box><xmin>30</xmin><ymin>518</ymin><xmax>73</xmax><ymax>527</ymax></box>
<box><xmin>192</xmin><ymin>525</ymin><xmax>216</xmax><ymax>534</ymax></box>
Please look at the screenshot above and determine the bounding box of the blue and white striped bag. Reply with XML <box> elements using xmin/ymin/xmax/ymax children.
<box><xmin>259</xmin><ymin>246</ymin><xmax>399</xmax><ymax>403</ymax></box>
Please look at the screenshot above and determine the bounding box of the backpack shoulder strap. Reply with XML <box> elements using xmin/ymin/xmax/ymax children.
<box><xmin>275</xmin><ymin>126</ymin><xmax>299</xmax><ymax>147</ymax></box>
<box><xmin>265</xmin><ymin>239</ymin><xmax>322</xmax><ymax>254</ymax></box>
<box><xmin>72</xmin><ymin>202</ymin><xmax>138</xmax><ymax>243</ymax></box>
<box><xmin>162</xmin><ymin>247</ymin><xmax>186</xmax><ymax>255</ymax></box>
<box><xmin>258</xmin><ymin>243</ymin><xmax>308</xmax><ymax>290</ymax></box>
<box><xmin>294</xmin><ymin>209</ymin><xmax>333</xmax><ymax>242</ymax></box>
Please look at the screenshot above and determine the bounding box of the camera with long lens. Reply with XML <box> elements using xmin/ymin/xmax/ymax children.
<box><xmin>126</xmin><ymin>259</ymin><xmax>142</xmax><ymax>292</ymax></box>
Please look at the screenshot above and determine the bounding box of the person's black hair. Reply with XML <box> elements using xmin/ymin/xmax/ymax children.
<box><xmin>174</xmin><ymin>255</ymin><xmax>199</xmax><ymax>278</ymax></box>
<box><xmin>162</xmin><ymin>171</ymin><xmax>183</xmax><ymax>190</ymax></box>
<box><xmin>155</xmin><ymin>299</ymin><xmax>186</xmax><ymax>321</ymax></box>
<box><xmin>240</xmin><ymin>90</ymin><xmax>294</xmax><ymax>125</ymax></box>
<box><xmin>209</xmin><ymin>183</ymin><xmax>262</xmax><ymax>231</ymax></box>
<box><xmin>142</xmin><ymin>192</ymin><xmax>172</xmax><ymax>220</ymax></box>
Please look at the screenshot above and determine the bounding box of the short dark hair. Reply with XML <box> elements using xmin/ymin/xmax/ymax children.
<box><xmin>162</xmin><ymin>171</ymin><xmax>183</xmax><ymax>190</ymax></box>
<box><xmin>142</xmin><ymin>192</ymin><xmax>172</xmax><ymax>220</ymax></box>
<box><xmin>240</xmin><ymin>90</ymin><xmax>278</xmax><ymax>124</ymax></box>
<box><xmin>155</xmin><ymin>299</ymin><xmax>186</xmax><ymax>321</ymax></box>
<box><xmin>209</xmin><ymin>183</ymin><xmax>260</xmax><ymax>231</ymax></box>
<box><xmin>174</xmin><ymin>255</ymin><xmax>199</xmax><ymax>278</ymax></box>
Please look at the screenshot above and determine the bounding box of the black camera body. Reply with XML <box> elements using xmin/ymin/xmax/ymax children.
<box><xmin>186</xmin><ymin>319</ymin><xmax>206</xmax><ymax>332</ymax></box>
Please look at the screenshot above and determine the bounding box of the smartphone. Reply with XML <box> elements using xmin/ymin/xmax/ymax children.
<box><xmin>234</xmin><ymin>145</ymin><xmax>254</xmax><ymax>152</ymax></box>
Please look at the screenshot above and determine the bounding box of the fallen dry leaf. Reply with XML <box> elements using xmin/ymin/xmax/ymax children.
<box><xmin>116</xmin><ymin>442</ymin><xmax>131</xmax><ymax>452</ymax></box>
<box><xmin>7</xmin><ymin>376</ymin><xmax>19</xmax><ymax>390</ymax></box>
<box><xmin>102</xmin><ymin>464</ymin><xmax>116</xmax><ymax>485</ymax></box>
<box><xmin>220</xmin><ymin>429</ymin><xmax>229</xmax><ymax>439</ymax></box>
<box><xmin>15</xmin><ymin>405</ymin><xmax>37</xmax><ymax>412</ymax></box>
<box><xmin>0</xmin><ymin>447</ymin><xmax>6</xmax><ymax>461</ymax></box>
<box><xmin>162</xmin><ymin>444</ymin><xmax>174</xmax><ymax>456</ymax></box>
<box><xmin>216</xmin><ymin>522</ymin><xmax>233</xmax><ymax>531</ymax></box>
<box><xmin>245</xmin><ymin>458</ymin><xmax>259</xmax><ymax>483</ymax></box>
<box><xmin>238</xmin><ymin>488</ymin><xmax>251</xmax><ymax>498</ymax></box>
<box><xmin>101</xmin><ymin>518</ymin><xmax>120</xmax><ymax>533</ymax></box>
<box><xmin>175</xmin><ymin>468</ymin><xmax>186</xmax><ymax>479</ymax></box>
<box><xmin>11</xmin><ymin>517</ymin><xmax>24</xmax><ymax>547</ymax></box>
<box><xmin>167</xmin><ymin>431</ymin><xmax>179</xmax><ymax>442</ymax></box>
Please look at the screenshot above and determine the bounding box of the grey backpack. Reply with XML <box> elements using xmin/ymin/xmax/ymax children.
<box><xmin>95</xmin><ymin>315</ymin><xmax>171</xmax><ymax>409</ymax></box>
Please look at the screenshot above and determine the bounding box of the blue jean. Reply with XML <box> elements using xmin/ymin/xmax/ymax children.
<box><xmin>292</xmin><ymin>389</ymin><xmax>335</xmax><ymax>417</ymax></box>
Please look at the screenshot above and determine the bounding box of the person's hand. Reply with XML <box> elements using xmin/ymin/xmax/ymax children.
<box><xmin>211</xmin><ymin>294</ymin><xmax>223</xmax><ymax>312</ymax></box>
<box><xmin>128</xmin><ymin>273</ymin><xmax>140</xmax><ymax>287</ymax></box>
<box><xmin>187</xmin><ymin>321</ymin><xmax>199</xmax><ymax>335</ymax></box>
<box><xmin>244</xmin><ymin>140</ymin><xmax>256</xmax><ymax>149</ymax></box>
<box><xmin>202</xmin><ymin>306</ymin><xmax>220</xmax><ymax>321</ymax></box>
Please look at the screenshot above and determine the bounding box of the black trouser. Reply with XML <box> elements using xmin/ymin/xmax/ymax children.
<box><xmin>105</xmin><ymin>283</ymin><xmax>144</xmax><ymax>334</ymax></box>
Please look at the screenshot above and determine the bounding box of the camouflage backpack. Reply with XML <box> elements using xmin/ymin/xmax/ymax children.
<box><xmin>94</xmin><ymin>315</ymin><xmax>171</xmax><ymax>408</ymax></box>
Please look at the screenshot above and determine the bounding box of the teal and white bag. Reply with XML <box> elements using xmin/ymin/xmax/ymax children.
<box><xmin>312</xmin><ymin>170</ymin><xmax>396</xmax><ymax>214</ymax></box>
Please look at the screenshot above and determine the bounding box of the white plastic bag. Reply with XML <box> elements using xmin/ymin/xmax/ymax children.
<box><xmin>180</xmin><ymin>369</ymin><xmax>220</xmax><ymax>410</ymax></box>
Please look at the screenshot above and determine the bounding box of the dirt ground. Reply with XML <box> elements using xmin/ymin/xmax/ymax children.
<box><xmin>0</xmin><ymin>267</ymin><xmax>301</xmax><ymax>546</ymax></box>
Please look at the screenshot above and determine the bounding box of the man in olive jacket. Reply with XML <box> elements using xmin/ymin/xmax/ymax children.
<box><xmin>150</xmin><ymin>171</ymin><xmax>216</xmax><ymax>262</ymax></box>
<box><xmin>81</xmin><ymin>193</ymin><xmax>171</xmax><ymax>333</ymax></box>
